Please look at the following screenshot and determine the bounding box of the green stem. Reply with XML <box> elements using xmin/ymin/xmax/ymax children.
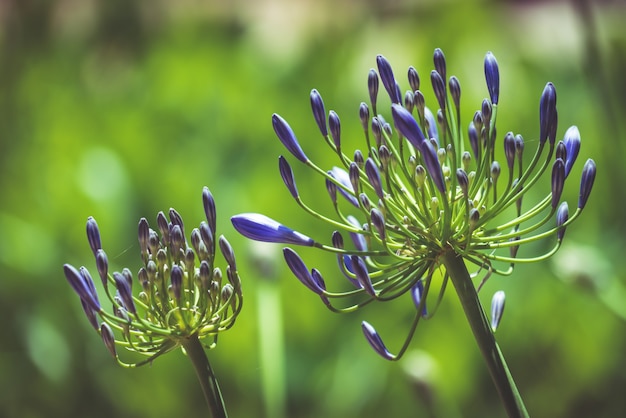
<box><xmin>441</xmin><ymin>249</ymin><xmax>529</xmax><ymax>418</ymax></box>
<box><xmin>181</xmin><ymin>335</ymin><xmax>228</xmax><ymax>418</ymax></box>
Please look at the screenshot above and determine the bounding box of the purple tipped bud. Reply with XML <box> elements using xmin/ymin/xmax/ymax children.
<box><xmin>504</xmin><ymin>132</ymin><xmax>516</xmax><ymax>170</ymax></box>
<box><xmin>414</xmin><ymin>90</ymin><xmax>425</xmax><ymax>116</ymax></box>
<box><xmin>347</xmin><ymin>215</ymin><xmax>368</xmax><ymax>251</ymax></box>
<box><xmin>457</xmin><ymin>169</ymin><xmax>469</xmax><ymax>197</ymax></box>
<box><xmin>556</xmin><ymin>141</ymin><xmax>567</xmax><ymax>161</ymax></box>
<box><xmin>100</xmin><ymin>323</ymin><xmax>117</xmax><ymax>358</ymax></box>
<box><xmin>484</xmin><ymin>52</ymin><xmax>500</xmax><ymax>105</ymax></box>
<box><xmin>424</xmin><ymin>107</ymin><xmax>439</xmax><ymax>145</ymax></box>
<box><xmin>359</xmin><ymin>102</ymin><xmax>370</xmax><ymax>132</ymax></box>
<box><xmin>331</xmin><ymin>231</ymin><xmax>344</xmax><ymax>249</ymax></box>
<box><xmin>156</xmin><ymin>211</ymin><xmax>169</xmax><ymax>244</ymax></box>
<box><xmin>202</xmin><ymin>186</ymin><xmax>217</xmax><ymax>234</ymax></box>
<box><xmin>329</xmin><ymin>110</ymin><xmax>341</xmax><ymax>150</ymax></box>
<box><xmin>551</xmin><ymin>158</ymin><xmax>565</xmax><ymax>208</ymax></box>
<box><xmin>556</xmin><ymin>202</ymin><xmax>569</xmax><ymax>241</ymax></box>
<box><xmin>64</xmin><ymin>264</ymin><xmax>101</xmax><ymax>311</ymax></box>
<box><xmin>376</xmin><ymin>55</ymin><xmax>401</xmax><ymax>104</ymax></box>
<box><xmin>404</xmin><ymin>90</ymin><xmax>415</xmax><ymax>113</ymax></box>
<box><xmin>231</xmin><ymin>213</ymin><xmax>315</xmax><ymax>246</ymax></box>
<box><xmin>351</xmin><ymin>255</ymin><xmax>376</xmax><ymax>297</ymax></box>
<box><xmin>469</xmin><ymin>122</ymin><xmax>479</xmax><ymax>160</ymax></box>
<box><xmin>279</xmin><ymin>156</ymin><xmax>299</xmax><ymax>199</ymax></box>
<box><xmin>86</xmin><ymin>217</ymin><xmax>102</xmax><ymax>256</ymax></box>
<box><xmin>420</xmin><ymin>137</ymin><xmax>447</xmax><ymax>195</ymax></box>
<box><xmin>361</xmin><ymin>321</ymin><xmax>395</xmax><ymax>360</ymax></box>
<box><xmin>408</xmin><ymin>66</ymin><xmax>420</xmax><ymax>92</ymax></box>
<box><xmin>349</xmin><ymin>162</ymin><xmax>360</xmax><ymax>195</ymax></box>
<box><xmin>199</xmin><ymin>221</ymin><xmax>214</xmax><ymax>254</ymax></box>
<box><xmin>169</xmin><ymin>208</ymin><xmax>184</xmax><ymax>232</ymax></box>
<box><xmin>539</xmin><ymin>82</ymin><xmax>557</xmax><ymax>145</ymax></box>
<box><xmin>430</xmin><ymin>70</ymin><xmax>446</xmax><ymax>111</ymax></box>
<box><xmin>482</xmin><ymin>99</ymin><xmax>492</xmax><ymax>124</ymax></box>
<box><xmin>563</xmin><ymin>126</ymin><xmax>581</xmax><ymax>178</ymax></box>
<box><xmin>310</xmin><ymin>89</ymin><xmax>327</xmax><ymax>137</ymax></box>
<box><xmin>368</xmin><ymin>69</ymin><xmax>379</xmax><ymax>112</ymax></box>
<box><xmin>515</xmin><ymin>134</ymin><xmax>525</xmax><ymax>161</ymax></box>
<box><xmin>359</xmin><ymin>193</ymin><xmax>371</xmax><ymax>212</ymax></box>
<box><xmin>170</xmin><ymin>265</ymin><xmax>183</xmax><ymax>301</ymax></box>
<box><xmin>449</xmin><ymin>76</ymin><xmax>461</xmax><ymax>110</ymax></box>
<box><xmin>95</xmin><ymin>249</ymin><xmax>109</xmax><ymax>288</ymax></box>
<box><xmin>411</xmin><ymin>280</ymin><xmax>427</xmax><ymax>317</ymax></box>
<box><xmin>578</xmin><ymin>159</ymin><xmax>596</xmax><ymax>209</ymax></box>
<box><xmin>370</xmin><ymin>208</ymin><xmax>386</xmax><ymax>240</ymax></box>
<box><xmin>311</xmin><ymin>269</ymin><xmax>327</xmax><ymax>293</ymax></box>
<box><xmin>80</xmin><ymin>299</ymin><xmax>99</xmax><ymax>330</ymax></box>
<box><xmin>272</xmin><ymin>113</ymin><xmax>308</xmax><ymax>163</ymax></box>
<box><xmin>365</xmin><ymin>158</ymin><xmax>384</xmax><ymax>200</ymax></box>
<box><xmin>371</xmin><ymin>116</ymin><xmax>383</xmax><ymax>147</ymax></box>
<box><xmin>433</xmin><ymin>48</ymin><xmax>446</xmax><ymax>79</ymax></box>
<box><xmin>138</xmin><ymin>218</ymin><xmax>149</xmax><ymax>256</ymax></box>
<box><xmin>490</xmin><ymin>290</ymin><xmax>505</xmax><ymax>332</ymax></box>
<box><xmin>283</xmin><ymin>248</ymin><xmax>324</xmax><ymax>294</ymax></box>
<box><xmin>113</xmin><ymin>271</ymin><xmax>136</xmax><ymax>314</ymax></box>
<box><xmin>354</xmin><ymin>150</ymin><xmax>365</xmax><ymax>167</ymax></box>
<box><xmin>326</xmin><ymin>177</ymin><xmax>337</xmax><ymax>205</ymax></box>
<box><xmin>391</xmin><ymin>103</ymin><xmax>426</xmax><ymax>149</ymax></box>
<box><xmin>491</xmin><ymin>161</ymin><xmax>501</xmax><ymax>182</ymax></box>
<box><xmin>219</xmin><ymin>235</ymin><xmax>237</xmax><ymax>270</ymax></box>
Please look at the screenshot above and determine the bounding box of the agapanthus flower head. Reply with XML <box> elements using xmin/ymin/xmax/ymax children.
<box><xmin>64</xmin><ymin>187</ymin><xmax>242</xmax><ymax>366</ymax></box>
<box><xmin>233</xmin><ymin>49</ymin><xmax>595</xmax><ymax>360</ymax></box>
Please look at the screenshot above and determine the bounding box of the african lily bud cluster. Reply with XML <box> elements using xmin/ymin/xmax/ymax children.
<box><xmin>64</xmin><ymin>187</ymin><xmax>242</xmax><ymax>366</ymax></box>
<box><xmin>232</xmin><ymin>49</ymin><xmax>596</xmax><ymax>360</ymax></box>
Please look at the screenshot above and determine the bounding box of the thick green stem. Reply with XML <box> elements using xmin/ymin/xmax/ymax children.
<box><xmin>441</xmin><ymin>249</ymin><xmax>529</xmax><ymax>418</ymax></box>
<box><xmin>181</xmin><ymin>335</ymin><xmax>228</xmax><ymax>418</ymax></box>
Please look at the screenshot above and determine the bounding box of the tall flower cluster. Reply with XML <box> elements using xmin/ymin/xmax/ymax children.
<box><xmin>232</xmin><ymin>49</ymin><xmax>596</xmax><ymax>360</ymax></box>
<box><xmin>64</xmin><ymin>187</ymin><xmax>242</xmax><ymax>366</ymax></box>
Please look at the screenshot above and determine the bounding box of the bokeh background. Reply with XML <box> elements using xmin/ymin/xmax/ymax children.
<box><xmin>1</xmin><ymin>0</ymin><xmax>625</xmax><ymax>417</ymax></box>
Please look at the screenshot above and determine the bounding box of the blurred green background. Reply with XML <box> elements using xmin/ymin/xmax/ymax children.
<box><xmin>1</xmin><ymin>0</ymin><xmax>625</xmax><ymax>417</ymax></box>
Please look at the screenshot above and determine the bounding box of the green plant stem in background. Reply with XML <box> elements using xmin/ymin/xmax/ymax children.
<box><xmin>181</xmin><ymin>335</ymin><xmax>228</xmax><ymax>418</ymax></box>
<box><xmin>441</xmin><ymin>249</ymin><xmax>529</xmax><ymax>418</ymax></box>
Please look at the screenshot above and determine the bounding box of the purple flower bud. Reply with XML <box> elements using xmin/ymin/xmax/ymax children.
<box><xmin>371</xmin><ymin>116</ymin><xmax>383</xmax><ymax>147</ymax></box>
<box><xmin>80</xmin><ymin>299</ymin><xmax>99</xmax><ymax>330</ymax></box>
<box><xmin>491</xmin><ymin>161</ymin><xmax>501</xmax><ymax>182</ymax></box>
<box><xmin>231</xmin><ymin>213</ymin><xmax>315</xmax><ymax>246</ymax></box>
<box><xmin>100</xmin><ymin>323</ymin><xmax>117</xmax><ymax>358</ymax></box>
<box><xmin>482</xmin><ymin>99</ymin><xmax>492</xmax><ymax>124</ymax></box>
<box><xmin>539</xmin><ymin>82</ymin><xmax>557</xmax><ymax>145</ymax></box>
<box><xmin>199</xmin><ymin>221</ymin><xmax>214</xmax><ymax>254</ymax></box>
<box><xmin>433</xmin><ymin>48</ymin><xmax>446</xmax><ymax>80</ymax></box>
<box><xmin>424</xmin><ymin>107</ymin><xmax>439</xmax><ymax>145</ymax></box>
<box><xmin>484</xmin><ymin>51</ymin><xmax>500</xmax><ymax>105</ymax></box>
<box><xmin>490</xmin><ymin>290</ymin><xmax>505</xmax><ymax>332</ymax></box>
<box><xmin>379</xmin><ymin>145</ymin><xmax>391</xmax><ymax>170</ymax></box>
<box><xmin>219</xmin><ymin>235</ymin><xmax>237</xmax><ymax>270</ymax></box>
<box><xmin>329</xmin><ymin>110</ymin><xmax>341</xmax><ymax>150</ymax></box>
<box><xmin>326</xmin><ymin>177</ymin><xmax>337</xmax><ymax>205</ymax></box>
<box><xmin>64</xmin><ymin>264</ymin><xmax>101</xmax><ymax>311</ymax></box>
<box><xmin>370</xmin><ymin>208</ymin><xmax>386</xmax><ymax>240</ymax></box>
<box><xmin>95</xmin><ymin>249</ymin><xmax>108</xmax><ymax>288</ymax></box>
<box><xmin>169</xmin><ymin>208</ymin><xmax>184</xmax><ymax>233</ymax></box>
<box><xmin>376</xmin><ymin>55</ymin><xmax>401</xmax><ymax>104</ymax></box>
<box><xmin>551</xmin><ymin>158</ymin><xmax>565</xmax><ymax>208</ymax></box>
<box><xmin>272</xmin><ymin>113</ymin><xmax>308</xmax><ymax>163</ymax></box>
<box><xmin>420</xmin><ymin>136</ymin><xmax>447</xmax><ymax>195</ymax></box>
<box><xmin>411</xmin><ymin>280</ymin><xmax>427</xmax><ymax>317</ymax></box>
<box><xmin>368</xmin><ymin>69</ymin><xmax>379</xmax><ymax>112</ymax></box>
<box><xmin>414</xmin><ymin>90</ymin><xmax>425</xmax><ymax>115</ymax></box>
<box><xmin>283</xmin><ymin>248</ymin><xmax>324</xmax><ymax>294</ymax></box>
<box><xmin>361</xmin><ymin>321</ymin><xmax>395</xmax><ymax>360</ymax></box>
<box><xmin>404</xmin><ymin>90</ymin><xmax>415</xmax><ymax>113</ymax></box>
<box><xmin>359</xmin><ymin>102</ymin><xmax>370</xmax><ymax>132</ymax></box>
<box><xmin>563</xmin><ymin>126</ymin><xmax>580</xmax><ymax>178</ymax></box>
<box><xmin>365</xmin><ymin>158</ymin><xmax>384</xmax><ymax>200</ymax></box>
<box><xmin>351</xmin><ymin>255</ymin><xmax>376</xmax><ymax>297</ymax></box>
<box><xmin>556</xmin><ymin>141</ymin><xmax>567</xmax><ymax>161</ymax></box>
<box><xmin>156</xmin><ymin>211</ymin><xmax>169</xmax><ymax>244</ymax></box>
<box><xmin>515</xmin><ymin>134</ymin><xmax>524</xmax><ymax>161</ymax></box>
<box><xmin>331</xmin><ymin>230</ymin><xmax>344</xmax><ymax>249</ymax></box>
<box><xmin>354</xmin><ymin>149</ymin><xmax>365</xmax><ymax>167</ymax></box>
<box><xmin>279</xmin><ymin>156</ymin><xmax>299</xmax><ymax>199</ymax></box>
<box><xmin>311</xmin><ymin>268</ymin><xmax>327</xmax><ymax>293</ymax></box>
<box><xmin>86</xmin><ymin>217</ymin><xmax>101</xmax><ymax>256</ymax></box>
<box><xmin>138</xmin><ymin>218</ymin><xmax>149</xmax><ymax>256</ymax></box>
<box><xmin>408</xmin><ymin>66</ymin><xmax>420</xmax><ymax>92</ymax></box>
<box><xmin>391</xmin><ymin>103</ymin><xmax>426</xmax><ymax>149</ymax></box>
<box><xmin>329</xmin><ymin>167</ymin><xmax>359</xmax><ymax>207</ymax></box>
<box><xmin>468</xmin><ymin>122</ymin><xmax>479</xmax><ymax>160</ymax></box>
<box><xmin>202</xmin><ymin>186</ymin><xmax>217</xmax><ymax>234</ymax></box>
<box><xmin>113</xmin><ymin>271</ymin><xmax>136</xmax><ymax>314</ymax></box>
<box><xmin>430</xmin><ymin>70</ymin><xmax>446</xmax><ymax>111</ymax></box>
<box><xmin>449</xmin><ymin>76</ymin><xmax>461</xmax><ymax>110</ymax></box>
<box><xmin>578</xmin><ymin>159</ymin><xmax>596</xmax><ymax>209</ymax></box>
<box><xmin>359</xmin><ymin>193</ymin><xmax>371</xmax><ymax>212</ymax></box>
<box><xmin>310</xmin><ymin>89</ymin><xmax>327</xmax><ymax>137</ymax></box>
<box><xmin>556</xmin><ymin>202</ymin><xmax>569</xmax><ymax>241</ymax></box>
<box><xmin>504</xmin><ymin>132</ymin><xmax>516</xmax><ymax>171</ymax></box>
<box><xmin>170</xmin><ymin>265</ymin><xmax>183</xmax><ymax>301</ymax></box>
<box><xmin>349</xmin><ymin>162</ymin><xmax>360</xmax><ymax>195</ymax></box>
<box><xmin>457</xmin><ymin>169</ymin><xmax>469</xmax><ymax>197</ymax></box>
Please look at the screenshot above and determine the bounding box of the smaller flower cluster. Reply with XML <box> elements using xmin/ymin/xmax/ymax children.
<box><xmin>232</xmin><ymin>49</ymin><xmax>596</xmax><ymax>360</ymax></box>
<box><xmin>64</xmin><ymin>187</ymin><xmax>242</xmax><ymax>366</ymax></box>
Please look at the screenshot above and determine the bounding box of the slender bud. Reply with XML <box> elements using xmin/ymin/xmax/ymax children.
<box><xmin>551</xmin><ymin>158</ymin><xmax>565</xmax><ymax>208</ymax></box>
<box><xmin>349</xmin><ymin>162</ymin><xmax>360</xmax><ymax>195</ymax></box>
<box><xmin>433</xmin><ymin>48</ymin><xmax>447</xmax><ymax>81</ymax></box>
<box><xmin>81</xmin><ymin>299</ymin><xmax>99</xmax><ymax>330</ymax></box>
<box><xmin>359</xmin><ymin>102</ymin><xmax>370</xmax><ymax>132</ymax></box>
<box><xmin>539</xmin><ymin>82</ymin><xmax>557</xmax><ymax>145</ymax></box>
<box><xmin>279</xmin><ymin>156</ymin><xmax>299</xmax><ymax>199</ymax></box>
<box><xmin>556</xmin><ymin>202</ymin><xmax>569</xmax><ymax>241</ymax></box>
<box><xmin>491</xmin><ymin>161</ymin><xmax>501</xmax><ymax>183</ymax></box>
<box><xmin>484</xmin><ymin>51</ymin><xmax>500</xmax><ymax>105</ymax></box>
<box><xmin>556</xmin><ymin>141</ymin><xmax>567</xmax><ymax>161</ymax></box>
<box><xmin>331</xmin><ymin>231</ymin><xmax>344</xmax><ymax>249</ymax></box>
<box><xmin>351</xmin><ymin>255</ymin><xmax>376</xmax><ymax>297</ymax></box>
<box><xmin>563</xmin><ymin>126</ymin><xmax>580</xmax><ymax>178</ymax></box>
<box><xmin>490</xmin><ymin>290</ymin><xmax>505</xmax><ymax>332</ymax></box>
<box><xmin>283</xmin><ymin>248</ymin><xmax>324</xmax><ymax>294</ymax></box>
<box><xmin>430</xmin><ymin>70</ymin><xmax>446</xmax><ymax>111</ymax></box>
<box><xmin>329</xmin><ymin>167</ymin><xmax>359</xmax><ymax>207</ymax></box>
<box><xmin>86</xmin><ymin>217</ymin><xmax>102</xmax><ymax>256</ymax></box>
<box><xmin>113</xmin><ymin>271</ymin><xmax>136</xmax><ymax>314</ymax></box>
<box><xmin>202</xmin><ymin>186</ymin><xmax>217</xmax><ymax>234</ymax></box>
<box><xmin>170</xmin><ymin>265</ymin><xmax>183</xmax><ymax>301</ymax></box>
<box><xmin>457</xmin><ymin>169</ymin><xmax>469</xmax><ymax>197</ymax></box>
<box><xmin>100</xmin><ymin>323</ymin><xmax>117</xmax><ymax>358</ymax></box>
<box><xmin>156</xmin><ymin>211</ymin><xmax>169</xmax><ymax>245</ymax></box>
<box><xmin>368</xmin><ymin>69</ymin><xmax>379</xmax><ymax>112</ymax></box>
<box><xmin>376</xmin><ymin>55</ymin><xmax>401</xmax><ymax>104</ymax></box>
<box><xmin>365</xmin><ymin>158</ymin><xmax>384</xmax><ymax>200</ymax></box>
<box><xmin>329</xmin><ymin>110</ymin><xmax>341</xmax><ymax>150</ymax></box>
<box><xmin>449</xmin><ymin>76</ymin><xmax>461</xmax><ymax>110</ymax></box>
<box><xmin>138</xmin><ymin>218</ymin><xmax>150</xmax><ymax>256</ymax></box>
<box><xmin>231</xmin><ymin>213</ymin><xmax>315</xmax><ymax>246</ymax></box>
<box><xmin>578</xmin><ymin>159</ymin><xmax>596</xmax><ymax>209</ymax></box>
<box><xmin>424</xmin><ymin>107</ymin><xmax>439</xmax><ymax>144</ymax></box>
<box><xmin>404</xmin><ymin>90</ymin><xmax>415</xmax><ymax>113</ymax></box>
<box><xmin>408</xmin><ymin>66</ymin><xmax>420</xmax><ymax>92</ymax></box>
<box><xmin>219</xmin><ymin>235</ymin><xmax>237</xmax><ymax>271</ymax></box>
<box><xmin>95</xmin><ymin>249</ymin><xmax>108</xmax><ymax>288</ymax></box>
<box><xmin>63</xmin><ymin>264</ymin><xmax>101</xmax><ymax>312</ymax></box>
<box><xmin>370</xmin><ymin>208</ymin><xmax>386</xmax><ymax>240</ymax></box>
<box><xmin>469</xmin><ymin>122</ymin><xmax>479</xmax><ymax>160</ymax></box>
<box><xmin>310</xmin><ymin>89</ymin><xmax>328</xmax><ymax>137</ymax></box>
<box><xmin>361</xmin><ymin>321</ymin><xmax>395</xmax><ymax>360</ymax></box>
<box><xmin>411</xmin><ymin>280</ymin><xmax>427</xmax><ymax>317</ymax></box>
<box><xmin>504</xmin><ymin>132</ymin><xmax>516</xmax><ymax>171</ymax></box>
<box><xmin>272</xmin><ymin>113</ymin><xmax>308</xmax><ymax>163</ymax></box>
